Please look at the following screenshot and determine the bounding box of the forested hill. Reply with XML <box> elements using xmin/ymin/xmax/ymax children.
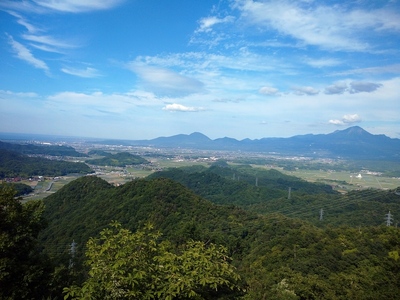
<box><xmin>85</xmin><ymin>152</ymin><xmax>149</xmax><ymax>167</ymax></box>
<box><xmin>41</xmin><ymin>176</ymin><xmax>247</xmax><ymax>255</ymax></box>
<box><xmin>0</xmin><ymin>149</ymin><xmax>92</xmax><ymax>178</ymax></box>
<box><xmin>148</xmin><ymin>164</ymin><xmax>336</xmax><ymax>207</ymax></box>
<box><xmin>148</xmin><ymin>164</ymin><xmax>400</xmax><ymax>226</ymax></box>
<box><xmin>39</xmin><ymin>175</ymin><xmax>400</xmax><ymax>299</ymax></box>
<box><xmin>0</xmin><ymin>141</ymin><xmax>87</xmax><ymax>157</ymax></box>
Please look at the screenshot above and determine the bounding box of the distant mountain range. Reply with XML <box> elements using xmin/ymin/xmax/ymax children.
<box><xmin>101</xmin><ymin>126</ymin><xmax>400</xmax><ymax>161</ymax></box>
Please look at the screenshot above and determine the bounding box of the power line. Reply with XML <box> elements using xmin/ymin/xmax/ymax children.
<box><xmin>262</xmin><ymin>188</ymin><xmax>398</xmax><ymax>223</ymax></box>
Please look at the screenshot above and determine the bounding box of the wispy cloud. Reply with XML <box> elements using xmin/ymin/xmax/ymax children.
<box><xmin>291</xmin><ymin>86</ymin><xmax>319</xmax><ymax>96</ymax></box>
<box><xmin>7</xmin><ymin>11</ymin><xmax>40</xmax><ymax>33</ymax></box>
<box><xmin>61</xmin><ymin>66</ymin><xmax>101</xmax><ymax>78</ymax></box>
<box><xmin>128</xmin><ymin>63</ymin><xmax>204</xmax><ymax>96</ymax></box>
<box><xmin>7</xmin><ymin>34</ymin><xmax>50</xmax><ymax>75</ymax></box>
<box><xmin>32</xmin><ymin>0</ymin><xmax>125</xmax><ymax>13</ymax></box>
<box><xmin>22</xmin><ymin>34</ymin><xmax>76</xmax><ymax>52</ymax></box>
<box><xmin>47</xmin><ymin>91</ymin><xmax>143</xmax><ymax>115</ymax></box>
<box><xmin>196</xmin><ymin>16</ymin><xmax>234</xmax><ymax>33</ymax></box>
<box><xmin>5</xmin><ymin>9</ymin><xmax>78</xmax><ymax>68</ymax></box>
<box><xmin>232</xmin><ymin>0</ymin><xmax>400</xmax><ymax>52</ymax></box>
<box><xmin>134</xmin><ymin>50</ymin><xmax>292</xmax><ymax>76</ymax></box>
<box><xmin>333</xmin><ymin>64</ymin><xmax>400</xmax><ymax>76</ymax></box>
<box><xmin>162</xmin><ymin>103</ymin><xmax>204</xmax><ymax>112</ymax></box>
<box><xmin>0</xmin><ymin>1</ymin><xmax>45</xmax><ymax>13</ymax></box>
<box><xmin>305</xmin><ymin>57</ymin><xmax>342</xmax><ymax>68</ymax></box>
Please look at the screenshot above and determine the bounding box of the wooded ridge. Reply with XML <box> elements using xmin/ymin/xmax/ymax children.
<box><xmin>33</xmin><ymin>171</ymin><xmax>400</xmax><ymax>299</ymax></box>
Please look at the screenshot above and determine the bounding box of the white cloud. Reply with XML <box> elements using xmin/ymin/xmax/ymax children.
<box><xmin>162</xmin><ymin>103</ymin><xmax>204</xmax><ymax>112</ymax></box>
<box><xmin>196</xmin><ymin>16</ymin><xmax>234</xmax><ymax>33</ymax></box>
<box><xmin>324</xmin><ymin>82</ymin><xmax>348</xmax><ymax>95</ymax></box>
<box><xmin>61</xmin><ymin>66</ymin><xmax>101</xmax><ymax>78</ymax></box>
<box><xmin>259</xmin><ymin>86</ymin><xmax>279</xmax><ymax>95</ymax></box>
<box><xmin>349</xmin><ymin>81</ymin><xmax>382</xmax><ymax>94</ymax></box>
<box><xmin>324</xmin><ymin>81</ymin><xmax>383</xmax><ymax>94</ymax></box>
<box><xmin>342</xmin><ymin>114</ymin><xmax>361</xmax><ymax>123</ymax></box>
<box><xmin>7</xmin><ymin>34</ymin><xmax>50</xmax><ymax>74</ymax></box>
<box><xmin>32</xmin><ymin>0</ymin><xmax>125</xmax><ymax>13</ymax></box>
<box><xmin>329</xmin><ymin>113</ymin><xmax>361</xmax><ymax>125</ymax></box>
<box><xmin>328</xmin><ymin>119</ymin><xmax>344</xmax><ymax>125</ymax></box>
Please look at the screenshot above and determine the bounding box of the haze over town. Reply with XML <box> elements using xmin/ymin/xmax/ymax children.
<box><xmin>1</xmin><ymin>0</ymin><xmax>400</xmax><ymax>140</ymax></box>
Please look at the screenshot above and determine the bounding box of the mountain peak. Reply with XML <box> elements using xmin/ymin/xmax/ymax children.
<box><xmin>189</xmin><ymin>132</ymin><xmax>211</xmax><ymax>141</ymax></box>
<box><xmin>330</xmin><ymin>126</ymin><xmax>372</xmax><ymax>138</ymax></box>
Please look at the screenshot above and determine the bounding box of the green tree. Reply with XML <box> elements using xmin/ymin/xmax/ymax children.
<box><xmin>64</xmin><ymin>222</ymin><xmax>244</xmax><ymax>300</ymax></box>
<box><xmin>0</xmin><ymin>185</ymin><xmax>49</xmax><ymax>299</ymax></box>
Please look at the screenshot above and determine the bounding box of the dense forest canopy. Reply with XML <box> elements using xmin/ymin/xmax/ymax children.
<box><xmin>0</xmin><ymin>149</ymin><xmax>93</xmax><ymax>178</ymax></box>
<box><xmin>148</xmin><ymin>164</ymin><xmax>400</xmax><ymax>227</ymax></box>
<box><xmin>35</xmin><ymin>174</ymin><xmax>400</xmax><ymax>299</ymax></box>
<box><xmin>87</xmin><ymin>149</ymin><xmax>112</xmax><ymax>156</ymax></box>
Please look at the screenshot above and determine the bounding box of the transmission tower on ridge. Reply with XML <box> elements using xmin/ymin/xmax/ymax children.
<box><xmin>385</xmin><ymin>211</ymin><xmax>393</xmax><ymax>226</ymax></box>
<box><xmin>69</xmin><ymin>240</ymin><xmax>77</xmax><ymax>269</ymax></box>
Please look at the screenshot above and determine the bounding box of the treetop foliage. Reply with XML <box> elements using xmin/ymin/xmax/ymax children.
<box><xmin>0</xmin><ymin>185</ymin><xmax>49</xmax><ymax>299</ymax></box>
<box><xmin>64</xmin><ymin>222</ymin><xmax>244</xmax><ymax>300</ymax></box>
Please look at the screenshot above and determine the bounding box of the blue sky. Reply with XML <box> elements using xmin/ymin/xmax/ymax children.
<box><xmin>1</xmin><ymin>0</ymin><xmax>400</xmax><ymax>140</ymax></box>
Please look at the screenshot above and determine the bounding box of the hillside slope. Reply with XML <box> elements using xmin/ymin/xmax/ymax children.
<box><xmin>39</xmin><ymin>175</ymin><xmax>400</xmax><ymax>299</ymax></box>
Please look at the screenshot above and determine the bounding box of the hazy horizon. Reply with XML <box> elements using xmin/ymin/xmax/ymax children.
<box><xmin>1</xmin><ymin>125</ymin><xmax>398</xmax><ymax>143</ymax></box>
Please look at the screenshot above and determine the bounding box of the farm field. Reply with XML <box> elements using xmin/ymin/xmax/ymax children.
<box><xmin>21</xmin><ymin>175</ymin><xmax>83</xmax><ymax>201</ymax></box>
<box><xmin>18</xmin><ymin>155</ymin><xmax>400</xmax><ymax>201</ymax></box>
<box><xmin>279</xmin><ymin>168</ymin><xmax>400</xmax><ymax>191</ymax></box>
